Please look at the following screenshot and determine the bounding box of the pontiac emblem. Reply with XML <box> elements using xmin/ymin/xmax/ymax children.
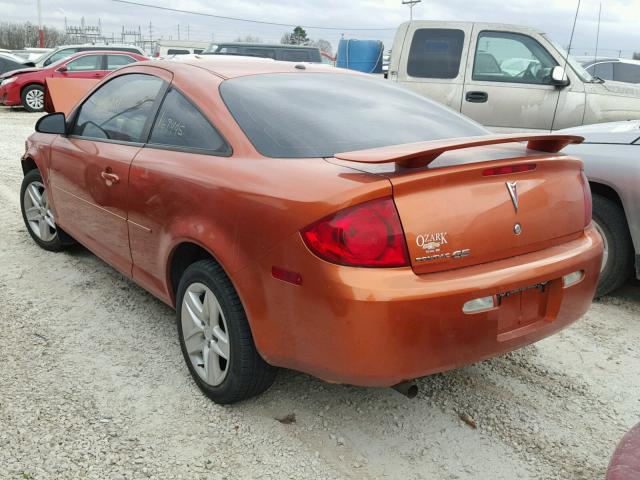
<box><xmin>506</xmin><ymin>181</ymin><xmax>519</xmax><ymax>213</ymax></box>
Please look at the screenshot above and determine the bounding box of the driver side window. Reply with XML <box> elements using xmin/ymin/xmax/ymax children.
<box><xmin>473</xmin><ymin>31</ymin><xmax>557</xmax><ymax>85</ymax></box>
<box><xmin>71</xmin><ymin>74</ymin><xmax>164</xmax><ymax>143</ymax></box>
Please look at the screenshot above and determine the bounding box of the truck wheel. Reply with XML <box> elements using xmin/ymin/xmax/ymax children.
<box><xmin>21</xmin><ymin>84</ymin><xmax>45</xmax><ymax>112</ymax></box>
<box><xmin>592</xmin><ymin>194</ymin><xmax>633</xmax><ymax>297</ymax></box>
<box><xmin>176</xmin><ymin>259</ymin><xmax>277</xmax><ymax>404</ymax></box>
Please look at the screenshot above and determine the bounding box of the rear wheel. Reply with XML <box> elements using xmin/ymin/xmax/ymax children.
<box><xmin>592</xmin><ymin>194</ymin><xmax>633</xmax><ymax>297</ymax></box>
<box><xmin>176</xmin><ymin>259</ymin><xmax>276</xmax><ymax>404</ymax></box>
<box><xmin>21</xmin><ymin>84</ymin><xmax>45</xmax><ymax>112</ymax></box>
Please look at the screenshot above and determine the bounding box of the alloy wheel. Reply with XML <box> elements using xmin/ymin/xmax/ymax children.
<box><xmin>593</xmin><ymin>220</ymin><xmax>609</xmax><ymax>273</ymax></box>
<box><xmin>25</xmin><ymin>89</ymin><xmax>44</xmax><ymax>110</ymax></box>
<box><xmin>181</xmin><ymin>282</ymin><xmax>230</xmax><ymax>386</ymax></box>
<box><xmin>23</xmin><ymin>181</ymin><xmax>57</xmax><ymax>242</ymax></box>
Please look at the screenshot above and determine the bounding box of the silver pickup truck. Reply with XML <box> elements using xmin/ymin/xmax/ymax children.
<box><xmin>388</xmin><ymin>21</ymin><xmax>640</xmax><ymax>132</ymax></box>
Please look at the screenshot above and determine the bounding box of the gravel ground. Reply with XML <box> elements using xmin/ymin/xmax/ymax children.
<box><xmin>0</xmin><ymin>105</ymin><xmax>639</xmax><ymax>480</ymax></box>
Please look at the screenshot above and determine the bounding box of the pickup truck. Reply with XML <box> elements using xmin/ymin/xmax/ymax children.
<box><xmin>388</xmin><ymin>21</ymin><xmax>640</xmax><ymax>132</ymax></box>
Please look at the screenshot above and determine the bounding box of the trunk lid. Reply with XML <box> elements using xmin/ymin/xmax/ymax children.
<box><xmin>331</xmin><ymin>135</ymin><xmax>587</xmax><ymax>274</ymax></box>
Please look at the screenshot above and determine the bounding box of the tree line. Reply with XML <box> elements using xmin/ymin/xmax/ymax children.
<box><xmin>0</xmin><ymin>22</ymin><xmax>66</xmax><ymax>50</ymax></box>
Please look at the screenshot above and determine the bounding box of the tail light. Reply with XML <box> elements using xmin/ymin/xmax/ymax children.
<box><xmin>153</xmin><ymin>52</ymin><xmax>160</xmax><ymax>58</ymax></box>
<box><xmin>301</xmin><ymin>197</ymin><xmax>410</xmax><ymax>267</ymax></box>
<box><xmin>580</xmin><ymin>170</ymin><xmax>592</xmax><ymax>227</ymax></box>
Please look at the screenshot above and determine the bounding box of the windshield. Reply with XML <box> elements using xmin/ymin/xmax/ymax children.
<box><xmin>220</xmin><ymin>73</ymin><xmax>488</xmax><ymax>158</ymax></box>
<box><xmin>542</xmin><ymin>35</ymin><xmax>594</xmax><ymax>82</ymax></box>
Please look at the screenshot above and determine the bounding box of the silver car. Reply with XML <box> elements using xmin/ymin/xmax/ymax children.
<box><xmin>561</xmin><ymin>121</ymin><xmax>640</xmax><ymax>296</ymax></box>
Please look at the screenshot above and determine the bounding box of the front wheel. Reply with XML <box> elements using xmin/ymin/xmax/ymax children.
<box><xmin>20</xmin><ymin>169</ymin><xmax>65</xmax><ymax>251</ymax></box>
<box><xmin>177</xmin><ymin>259</ymin><xmax>277</xmax><ymax>404</ymax></box>
<box><xmin>21</xmin><ymin>84</ymin><xmax>45</xmax><ymax>112</ymax></box>
<box><xmin>592</xmin><ymin>194</ymin><xmax>633</xmax><ymax>297</ymax></box>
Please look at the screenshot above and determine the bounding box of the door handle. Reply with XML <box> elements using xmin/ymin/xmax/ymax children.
<box><xmin>465</xmin><ymin>91</ymin><xmax>488</xmax><ymax>103</ymax></box>
<box><xmin>101</xmin><ymin>170</ymin><xmax>120</xmax><ymax>186</ymax></box>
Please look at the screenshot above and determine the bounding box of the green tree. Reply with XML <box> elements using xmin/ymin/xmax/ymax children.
<box><xmin>281</xmin><ymin>26</ymin><xmax>309</xmax><ymax>45</ymax></box>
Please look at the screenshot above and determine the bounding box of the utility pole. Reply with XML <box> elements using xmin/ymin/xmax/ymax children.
<box><xmin>178</xmin><ymin>24</ymin><xmax>180</xmax><ymax>40</ymax></box>
<box><xmin>37</xmin><ymin>0</ymin><xmax>44</xmax><ymax>47</ymax></box>
<box><xmin>402</xmin><ymin>0</ymin><xmax>421</xmax><ymax>21</ymax></box>
<box><xmin>594</xmin><ymin>2</ymin><xmax>601</xmax><ymax>62</ymax></box>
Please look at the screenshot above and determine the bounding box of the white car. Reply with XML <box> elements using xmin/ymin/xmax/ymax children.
<box><xmin>561</xmin><ymin>121</ymin><xmax>640</xmax><ymax>296</ymax></box>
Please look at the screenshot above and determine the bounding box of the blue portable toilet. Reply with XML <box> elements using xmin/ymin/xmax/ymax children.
<box><xmin>336</xmin><ymin>39</ymin><xmax>384</xmax><ymax>74</ymax></box>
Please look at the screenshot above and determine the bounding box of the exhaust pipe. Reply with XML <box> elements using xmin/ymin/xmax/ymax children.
<box><xmin>392</xmin><ymin>380</ymin><xmax>418</xmax><ymax>399</ymax></box>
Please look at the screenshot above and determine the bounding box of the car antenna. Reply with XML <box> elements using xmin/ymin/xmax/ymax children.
<box><xmin>594</xmin><ymin>2</ymin><xmax>601</xmax><ymax>65</ymax></box>
<box><xmin>550</xmin><ymin>0</ymin><xmax>581</xmax><ymax>132</ymax></box>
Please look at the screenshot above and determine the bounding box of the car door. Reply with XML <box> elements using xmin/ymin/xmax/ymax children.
<box><xmin>395</xmin><ymin>23</ymin><xmax>472</xmax><ymax>112</ymax></box>
<box><xmin>127</xmin><ymin>86</ymin><xmax>231</xmax><ymax>301</ymax></box>
<box><xmin>55</xmin><ymin>54</ymin><xmax>107</xmax><ymax>80</ymax></box>
<box><xmin>48</xmin><ymin>72</ymin><xmax>167</xmax><ymax>275</ymax></box>
<box><xmin>462</xmin><ymin>26</ymin><xmax>574</xmax><ymax>131</ymax></box>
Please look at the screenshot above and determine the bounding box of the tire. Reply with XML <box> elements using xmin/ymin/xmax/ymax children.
<box><xmin>21</xmin><ymin>84</ymin><xmax>45</xmax><ymax>112</ymax></box>
<box><xmin>20</xmin><ymin>169</ymin><xmax>67</xmax><ymax>251</ymax></box>
<box><xmin>592</xmin><ymin>194</ymin><xmax>633</xmax><ymax>297</ymax></box>
<box><xmin>176</xmin><ymin>259</ymin><xmax>276</xmax><ymax>404</ymax></box>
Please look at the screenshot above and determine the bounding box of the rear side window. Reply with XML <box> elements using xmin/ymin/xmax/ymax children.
<box><xmin>614</xmin><ymin>63</ymin><xmax>640</xmax><ymax>83</ymax></box>
<box><xmin>72</xmin><ymin>74</ymin><xmax>164</xmax><ymax>143</ymax></box>
<box><xmin>194</xmin><ymin>49</ymin><xmax>204</xmax><ymax>54</ymax></box>
<box><xmin>243</xmin><ymin>48</ymin><xmax>276</xmax><ymax>59</ymax></box>
<box><xmin>106</xmin><ymin>55</ymin><xmax>136</xmax><ymax>70</ymax></box>
<box><xmin>149</xmin><ymin>89</ymin><xmax>229</xmax><ymax>154</ymax></box>
<box><xmin>589</xmin><ymin>62</ymin><xmax>614</xmax><ymax>81</ymax></box>
<box><xmin>168</xmin><ymin>49</ymin><xmax>190</xmax><ymax>55</ymax></box>
<box><xmin>407</xmin><ymin>28</ymin><xmax>465</xmax><ymax>79</ymax></box>
<box><xmin>66</xmin><ymin>54</ymin><xmax>103</xmax><ymax>72</ymax></box>
<box><xmin>280</xmin><ymin>49</ymin><xmax>311</xmax><ymax>62</ymax></box>
<box><xmin>220</xmin><ymin>73</ymin><xmax>487</xmax><ymax>158</ymax></box>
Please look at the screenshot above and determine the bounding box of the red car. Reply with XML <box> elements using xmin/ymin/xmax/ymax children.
<box><xmin>0</xmin><ymin>50</ymin><xmax>147</xmax><ymax>112</ymax></box>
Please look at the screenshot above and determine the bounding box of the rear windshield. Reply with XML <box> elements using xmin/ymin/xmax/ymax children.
<box><xmin>220</xmin><ymin>73</ymin><xmax>487</xmax><ymax>158</ymax></box>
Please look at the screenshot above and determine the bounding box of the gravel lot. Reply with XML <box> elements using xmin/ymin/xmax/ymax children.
<box><xmin>0</xmin><ymin>105</ymin><xmax>639</xmax><ymax>480</ymax></box>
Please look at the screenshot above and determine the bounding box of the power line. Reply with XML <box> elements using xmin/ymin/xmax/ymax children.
<box><xmin>110</xmin><ymin>0</ymin><xmax>397</xmax><ymax>31</ymax></box>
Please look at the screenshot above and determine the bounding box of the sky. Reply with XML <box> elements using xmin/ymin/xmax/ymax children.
<box><xmin>1</xmin><ymin>0</ymin><xmax>639</xmax><ymax>57</ymax></box>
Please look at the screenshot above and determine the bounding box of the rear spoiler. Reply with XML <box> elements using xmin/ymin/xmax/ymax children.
<box><xmin>334</xmin><ymin>134</ymin><xmax>584</xmax><ymax>168</ymax></box>
<box><xmin>44</xmin><ymin>77</ymin><xmax>100</xmax><ymax>115</ymax></box>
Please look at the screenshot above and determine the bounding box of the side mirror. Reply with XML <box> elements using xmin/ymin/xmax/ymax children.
<box><xmin>35</xmin><ymin>112</ymin><xmax>67</xmax><ymax>135</ymax></box>
<box><xmin>57</xmin><ymin>65</ymin><xmax>68</xmax><ymax>73</ymax></box>
<box><xmin>551</xmin><ymin>66</ymin><xmax>570</xmax><ymax>87</ymax></box>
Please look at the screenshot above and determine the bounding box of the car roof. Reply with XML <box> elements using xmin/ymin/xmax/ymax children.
<box><xmin>53</xmin><ymin>44</ymin><xmax>141</xmax><ymax>49</ymax></box>
<box><xmin>153</xmin><ymin>55</ymin><xmax>344</xmax><ymax>79</ymax></box>
<box><xmin>212</xmin><ymin>42</ymin><xmax>320</xmax><ymax>51</ymax></box>
<box><xmin>577</xmin><ymin>57</ymin><xmax>640</xmax><ymax>67</ymax></box>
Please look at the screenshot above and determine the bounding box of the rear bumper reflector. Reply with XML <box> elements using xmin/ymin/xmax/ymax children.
<box><xmin>563</xmin><ymin>270</ymin><xmax>584</xmax><ymax>288</ymax></box>
<box><xmin>463</xmin><ymin>295</ymin><xmax>496</xmax><ymax>314</ymax></box>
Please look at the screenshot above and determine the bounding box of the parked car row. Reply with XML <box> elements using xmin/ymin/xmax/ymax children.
<box><xmin>0</xmin><ymin>50</ymin><xmax>147</xmax><ymax>111</ymax></box>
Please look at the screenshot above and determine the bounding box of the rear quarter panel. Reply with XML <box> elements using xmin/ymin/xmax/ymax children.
<box><xmin>564</xmin><ymin>142</ymin><xmax>640</xmax><ymax>253</ymax></box>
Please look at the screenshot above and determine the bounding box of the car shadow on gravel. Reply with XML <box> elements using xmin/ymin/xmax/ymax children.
<box><xmin>594</xmin><ymin>278</ymin><xmax>640</xmax><ymax>308</ymax></box>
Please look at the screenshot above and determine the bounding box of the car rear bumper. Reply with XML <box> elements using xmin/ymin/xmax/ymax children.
<box><xmin>233</xmin><ymin>225</ymin><xmax>603</xmax><ymax>387</ymax></box>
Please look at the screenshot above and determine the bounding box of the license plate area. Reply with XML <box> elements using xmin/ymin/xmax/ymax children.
<box><xmin>495</xmin><ymin>281</ymin><xmax>553</xmax><ymax>342</ymax></box>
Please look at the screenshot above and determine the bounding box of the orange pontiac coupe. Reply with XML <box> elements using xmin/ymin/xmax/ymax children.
<box><xmin>20</xmin><ymin>57</ymin><xmax>602</xmax><ymax>403</ymax></box>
